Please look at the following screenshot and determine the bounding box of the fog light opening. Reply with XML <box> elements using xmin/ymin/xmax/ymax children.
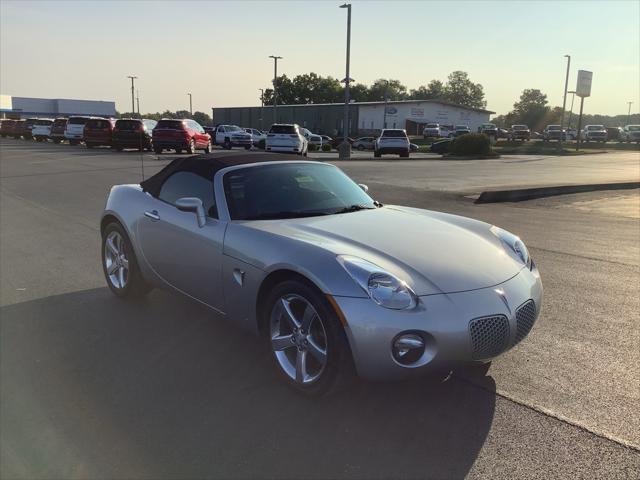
<box><xmin>392</xmin><ymin>333</ymin><xmax>426</xmax><ymax>366</ymax></box>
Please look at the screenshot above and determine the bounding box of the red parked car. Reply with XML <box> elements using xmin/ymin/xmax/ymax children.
<box><xmin>83</xmin><ymin>118</ymin><xmax>116</xmax><ymax>148</ymax></box>
<box><xmin>50</xmin><ymin>118</ymin><xmax>68</xmax><ymax>144</ymax></box>
<box><xmin>0</xmin><ymin>119</ymin><xmax>17</xmax><ymax>138</ymax></box>
<box><xmin>152</xmin><ymin>118</ymin><xmax>211</xmax><ymax>154</ymax></box>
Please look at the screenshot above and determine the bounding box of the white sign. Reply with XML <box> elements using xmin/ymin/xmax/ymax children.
<box><xmin>576</xmin><ymin>70</ymin><xmax>593</xmax><ymax>98</ymax></box>
<box><xmin>411</xmin><ymin>107</ymin><xmax>424</xmax><ymax>117</ymax></box>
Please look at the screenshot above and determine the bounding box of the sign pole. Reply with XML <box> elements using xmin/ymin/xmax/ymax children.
<box><xmin>575</xmin><ymin>96</ymin><xmax>585</xmax><ymax>151</ymax></box>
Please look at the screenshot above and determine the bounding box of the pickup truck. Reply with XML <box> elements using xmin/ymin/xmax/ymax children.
<box><xmin>580</xmin><ymin>125</ymin><xmax>608</xmax><ymax>143</ymax></box>
<box><xmin>509</xmin><ymin>124</ymin><xmax>531</xmax><ymax>141</ymax></box>
<box><xmin>477</xmin><ymin>123</ymin><xmax>498</xmax><ymax>139</ymax></box>
<box><xmin>213</xmin><ymin>124</ymin><xmax>253</xmax><ymax>149</ymax></box>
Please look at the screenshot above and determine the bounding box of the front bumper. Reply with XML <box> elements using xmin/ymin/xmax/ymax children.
<box><xmin>334</xmin><ymin>267</ymin><xmax>542</xmax><ymax>381</ymax></box>
<box><xmin>266</xmin><ymin>143</ymin><xmax>302</xmax><ymax>153</ymax></box>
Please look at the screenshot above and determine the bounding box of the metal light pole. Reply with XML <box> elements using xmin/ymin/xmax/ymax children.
<box><xmin>187</xmin><ymin>93</ymin><xmax>193</xmax><ymax>116</ymax></box>
<box><xmin>567</xmin><ymin>90</ymin><xmax>576</xmax><ymax>129</ymax></box>
<box><xmin>269</xmin><ymin>55</ymin><xmax>282</xmax><ymax>123</ymax></box>
<box><xmin>339</xmin><ymin>3</ymin><xmax>352</xmax><ymax>160</ymax></box>
<box><xmin>383</xmin><ymin>79</ymin><xmax>389</xmax><ymax>130</ymax></box>
<box><xmin>628</xmin><ymin>101</ymin><xmax>634</xmax><ymax>125</ymax></box>
<box><xmin>559</xmin><ymin>55</ymin><xmax>570</xmax><ymax>150</ymax></box>
<box><xmin>259</xmin><ymin>88</ymin><xmax>265</xmax><ymax>131</ymax></box>
<box><xmin>136</xmin><ymin>89</ymin><xmax>140</xmax><ymax>117</ymax></box>
<box><xmin>127</xmin><ymin>75</ymin><xmax>137</xmax><ymax>117</ymax></box>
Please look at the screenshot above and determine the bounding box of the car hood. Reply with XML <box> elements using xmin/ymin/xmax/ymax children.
<box><xmin>245</xmin><ymin>206</ymin><xmax>523</xmax><ymax>295</ymax></box>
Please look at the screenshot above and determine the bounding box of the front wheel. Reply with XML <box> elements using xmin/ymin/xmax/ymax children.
<box><xmin>374</xmin><ymin>150</ymin><xmax>381</xmax><ymax>158</ymax></box>
<box><xmin>154</xmin><ymin>147</ymin><xmax>163</xmax><ymax>154</ymax></box>
<box><xmin>186</xmin><ymin>139</ymin><xmax>195</xmax><ymax>154</ymax></box>
<box><xmin>101</xmin><ymin>222</ymin><xmax>152</xmax><ymax>298</ymax></box>
<box><xmin>203</xmin><ymin>141</ymin><xmax>212</xmax><ymax>154</ymax></box>
<box><xmin>224</xmin><ymin>138</ymin><xmax>232</xmax><ymax>150</ymax></box>
<box><xmin>264</xmin><ymin>280</ymin><xmax>353</xmax><ymax>396</ymax></box>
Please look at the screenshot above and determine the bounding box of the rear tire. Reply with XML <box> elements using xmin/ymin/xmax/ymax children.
<box><xmin>224</xmin><ymin>138</ymin><xmax>232</xmax><ymax>150</ymax></box>
<box><xmin>101</xmin><ymin>222</ymin><xmax>152</xmax><ymax>299</ymax></box>
<box><xmin>154</xmin><ymin>147</ymin><xmax>163</xmax><ymax>154</ymax></box>
<box><xmin>263</xmin><ymin>279</ymin><xmax>354</xmax><ymax>396</ymax></box>
<box><xmin>374</xmin><ymin>150</ymin><xmax>381</xmax><ymax>158</ymax></box>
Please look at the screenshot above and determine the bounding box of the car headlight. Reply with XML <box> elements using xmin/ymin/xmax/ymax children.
<box><xmin>490</xmin><ymin>226</ymin><xmax>532</xmax><ymax>269</ymax></box>
<box><xmin>337</xmin><ymin>255</ymin><xmax>417</xmax><ymax>310</ymax></box>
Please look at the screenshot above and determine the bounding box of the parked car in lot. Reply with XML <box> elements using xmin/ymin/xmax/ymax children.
<box><xmin>452</xmin><ymin>125</ymin><xmax>471</xmax><ymax>137</ymax></box>
<box><xmin>509</xmin><ymin>124</ymin><xmax>531</xmax><ymax>141</ymax></box>
<box><xmin>374</xmin><ymin>129</ymin><xmax>410</xmax><ymax>158</ymax></box>
<box><xmin>152</xmin><ymin>118</ymin><xmax>211</xmax><ymax>154</ymax></box>
<box><xmin>14</xmin><ymin>119</ymin><xmax>37</xmax><ymax>139</ymax></box>
<box><xmin>329</xmin><ymin>137</ymin><xmax>354</xmax><ymax>149</ymax></box>
<box><xmin>50</xmin><ymin>118</ymin><xmax>68</xmax><ymax>143</ymax></box>
<box><xmin>84</xmin><ymin>118</ymin><xmax>116</xmax><ymax>148</ymax></box>
<box><xmin>606</xmin><ymin>127</ymin><xmax>621</xmax><ymax>142</ymax></box>
<box><xmin>244</xmin><ymin>128</ymin><xmax>266</xmax><ymax>144</ymax></box>
<box><xmin>410</xmin><ymin>143</ymin><xmax>419</xmax><ymax>153</ymax></box>
<box><xmin>352</xmin><ymin>136</ymin><xmax>376</xmax><ymax>150</ymax></box>
<box><xmin>0</xmin><ymin>119</ymin><xmax>17</xmax><ymax>138</ymax></box>
<box><xmin>265</xmin><ymin>123</ymin><xmax>308</xmax><ymax>155</ymax></box>
<box><xmin>620</xmin><ymin>125</ymin><xmax>640</xmax><ymax>143</ymax></box>
<box><xmin>65</xmin><ymin>116</ymin><xmax>91</xmax><ymax>145</ymax></box>
<box><xmin>478</xmin><ymin>123</ymin><xmax>498</xmax><ymax>139</ymax></box>
<box><xmin>101</xmin><ymin>155</ymin><xmax>542</xmax><ymax>395</ymax></box>
<box><xmin>580</xmin><ymin>125</ymin><xmax>607</xmax><ymax>143</ymax></box>
<box><xmin>422</xmin><ymin>123</ymin><xmax>442</xmax><ymax>138</ymax></box>
<box><xmin>12</xmin><ymin>120</ymin><xmax>26</xmax><ymax>139</ymax></box>
<box><xmin>565</xmin><ymin>128</ymin><xmax>577</xmax><ymax>141</ymax></box>
<box><xmin>308</xmin><ymin>134</ymin><xmax>324</xmax><ymax>149</ymax></box>
<box><xmin>32</xmin><ymin>119</ymin><xmax>54</xmax><ymax>141</ymax></box>
<box><xmin>112</xmin><ymin>119</ymin><xmax>157</xmax><ymax>151</ymax></box>
<box><xmin>213</xmin><ymin>124</ymin><xmax>253</xmax><ymax>150</ymax></box>
<box><xmin>542</xmin><ymin>125</ymin><xmax>566</xmax><ymax>142</ymax></box>
<box><xmin>430</xmin><ymin>138</ymin><xmax>453</xmax><ymax>154</ymax></box>
<box><xmin>321</xmin><ymin>135</ymin><xmax>333</xmax><ymax>144</ymax></box>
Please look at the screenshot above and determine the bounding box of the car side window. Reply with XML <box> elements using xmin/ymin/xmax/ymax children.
<box><xmin>158</xmin><ymin>171</ymin><xmax>217</xmax><ymax>218</ymax></box>
<box><xmin>218</xmin><ymin>126</ymin><xmax>225</xmax><ymax>133</ymax></box>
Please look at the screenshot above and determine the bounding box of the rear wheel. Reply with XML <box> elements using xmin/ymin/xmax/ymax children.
<box><xmin>224</xmin><ymin>137</ymin><xmax>232</xmax><ymax>150</ymax></box>
<box><xmin>154</xmin><ymin>147</ymin><xmax>162</xmax><ymax>154</ymax></box>
<box><xmin>101</xmin><ymin>222</ymin><xmax>152</xmax><ymax>298</ymax></box>
<box><xmin>374</xmin><ymin>150</ymin><xmax>381</xmax><ymax>158</ymax></box>
<box><xmin>264</xmin><ymin>280</ymin><xmax>353</xmax><ymax>396</ymax></box>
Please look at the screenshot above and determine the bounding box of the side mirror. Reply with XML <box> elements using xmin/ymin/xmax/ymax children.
<box><xmin>175</xmin><ymin>197</ymin><xmax>206</xmax><ymax>227</ymax></box>
<box><xmin>358</xmin><ymin>183</ymin><xmax>369</xmax><ymax>193</ymax></box>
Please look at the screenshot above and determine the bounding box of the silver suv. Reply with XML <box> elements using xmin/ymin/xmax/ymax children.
<box><xmin>374</xmin><ymin>129</ymin><xmax>410</xmax><ymax>158</ymax></box>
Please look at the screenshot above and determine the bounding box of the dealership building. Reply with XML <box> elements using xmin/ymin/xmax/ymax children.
<box><xmin>212</xmin><ymin>99</ymin><xmax>494</xmax><ymax>136</ymax></box>
<box><xmin>0</xmin><ymin>95</ymin><xmax>116</xmax><ymax>119</ymax></box>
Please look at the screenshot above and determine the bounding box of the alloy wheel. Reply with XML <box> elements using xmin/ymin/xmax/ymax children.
<box><xmin>103</xmin><ymin>231</ymin><xmax>129</xmax><ymax>289</ymax></box>
<box><xmin>270</xmin><ymin>294</ymin><xmax>328</xmax><ymax>384</ymax></box>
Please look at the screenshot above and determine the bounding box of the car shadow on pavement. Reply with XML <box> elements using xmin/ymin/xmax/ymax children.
<box><xmin>1</xmin><ymin>288</ymin><xmax>496</xmax><ymax>480</ymax></box>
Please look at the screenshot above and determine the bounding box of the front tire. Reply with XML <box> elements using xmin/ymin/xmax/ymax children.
<box><xmin>101</xmin><ymin>222</ymin><xmax>152</xmax><ymax>298</ymax></box>
<box><xmin>263</xmin><ymin>280</ymin><xmax>353</xmax><ymax>396</ymax></box>
<box><xmin>204</xmin><ymin>141</ymin><xmax>212</xmax><ymax>154</ymax></box>
<box><xmin>224</xmin><ymin>138</ymin><xmax>232</xmax><ymax>150</ymax></box>
<box><xmin>186</xmin><ymin>139</ymin><xmax>195</xmax><ymax>154</ymax></box>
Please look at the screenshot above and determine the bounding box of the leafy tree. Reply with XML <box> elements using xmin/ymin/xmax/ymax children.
<box><xmin>409</xmin><ymin>80</ymin><xmax>444</xmax><ymax>100</ymax></box>
<box><xmin>192</xmin><ymin>111</ymin><xmax>212</xmax><ymax>126</ymax></box>
<box><xmin>349</xmin><ymin>83</ymin><xmax>370</xmax><ymax>103</ymax></box>
<box><xmin>443</xmin><ymin>71</ymin><xmax>486</xmax><ymax>108</ymax></box>
<box><xmin>367</xmin><ymin>79</ymin><xmax>408</xmax><ymax>101</ymax></box>
<box><xmin>511</xmin><ymin>89</ymin><xmax>550</xmax><ymax>130</ymax></box>
<box><xmin>262</xmin><ymin>74</ymin><xmax>296</xmax><ymax>105</ymax></box>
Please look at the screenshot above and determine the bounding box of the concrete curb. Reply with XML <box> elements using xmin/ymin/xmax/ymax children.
<box><xmin>475</xmin><ymin>182</ymin><xmax>640</xmax><ymax>204</ymax></box>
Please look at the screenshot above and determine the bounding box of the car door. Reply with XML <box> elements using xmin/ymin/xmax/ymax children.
<box><xmin>136</xmin><ymin>170</ymin><xmax>226</xmax><ymax>312</ymax></box>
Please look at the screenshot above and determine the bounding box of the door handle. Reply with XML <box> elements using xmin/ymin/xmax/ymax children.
<box><xmin>144</xmin><ymin>210</ymin><xmax>160</xmax><ymax>221</ymax></box>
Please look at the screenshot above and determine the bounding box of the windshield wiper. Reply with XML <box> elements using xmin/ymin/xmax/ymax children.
<box><xmin>331</xmin><ymin>204</ymin><xmax>377</xmax><ymax>215</ymax></box>
<box><xmin>244</xmin><ymin>210</ymin><xmax>330</xmax><ymax>220</ymax></box>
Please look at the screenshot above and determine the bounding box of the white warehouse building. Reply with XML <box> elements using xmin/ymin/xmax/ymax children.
<box><xmin>0</xmin><ymin>95</ymin><xmax>116</xmax><ymax>119</ymax></box>
<box><xmin>357</xmin><ymin>100</ymin><xmax>494</xmax><ymax>135</ymax></box>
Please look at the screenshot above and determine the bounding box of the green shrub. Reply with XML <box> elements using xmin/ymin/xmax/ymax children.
<box><xmin>449</xmin><ymin>133</ymin><xmax>492</xmax><ymax>156</ymax></box>
<box><xmin>308</xmin><ymin>143</ymin><xmax>318</xmax><ymax>152</ymax></box>
<box><xmin>321</xmin><ymin>143</ymin><xmax>332</xmax><ymax>152</ymax></box>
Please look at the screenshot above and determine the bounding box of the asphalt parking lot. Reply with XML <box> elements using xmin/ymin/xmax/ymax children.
<box><xmin>1</xmin><ymin>138</ymin><xmax>639</xmax><ymax>479</ymax></box>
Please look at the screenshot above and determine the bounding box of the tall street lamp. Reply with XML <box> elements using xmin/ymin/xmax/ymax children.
<box><xmin>628</xmin><ymin>101</ymin><xmax>634</xmax><ymax>125</ymax></box>
<box><xmin>339</xmin><ymin>3</ymin><xmax>352</xmax><ymax>160</ymax></box>
<box><xmin>187</xmin><ymin>93</ymin><xmax>193</xmax><ymax>116</ymax></box>
<box><xmin>567</xmin><ymin>90</ymin><xmax>576</xmax><ymax>129</ymax></box>
<box><xmin>269</xmin><ymin>55</ymin><xmax>282</xmax><ymax>123</ymax></box>
<box><xmin>559</xmin><ymin>54</ymin><xmax>570</xmax><ymax>149</ymax></box>
<box><xmin>127</xmin><ymin>75</ymin><xmax>137</xmax><ymax>117</ymax></box>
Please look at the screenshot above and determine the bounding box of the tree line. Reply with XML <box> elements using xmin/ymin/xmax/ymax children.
<box><xmin>260</xmin><ymin>71</ymin><xmax>487</xmax><ymax>109</ymax></box>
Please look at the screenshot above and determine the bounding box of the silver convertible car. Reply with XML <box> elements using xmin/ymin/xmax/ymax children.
<box><xmin>100</xmin><ymin>153</ymin><xmax>542</xmax><ymax>395</ymax></box>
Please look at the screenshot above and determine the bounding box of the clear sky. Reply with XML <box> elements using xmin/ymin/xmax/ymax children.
<box><xmin>1</xmin><ymin>0</ymin><xmax>638</xmax><ymax>117</ymax></box>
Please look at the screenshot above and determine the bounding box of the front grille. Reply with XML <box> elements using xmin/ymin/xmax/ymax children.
<box><xmin>514</xmin><ymin>300</ymin><xmax>537</xmax><ymax>345</ymax></box>
<box><xmin>469</xmin><ymin>315</ymin><xmax>510</xmax><ymax>360</ymax></box>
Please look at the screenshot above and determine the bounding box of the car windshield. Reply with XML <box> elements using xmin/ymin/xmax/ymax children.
<box><xmin>426</xmin><ymin>124</ymin><xmax>438</xmax><ymax>128</ymax></box>
<box><xmin>53</xmin><ymin>119</ymin><xmax>67</xmax><ymax>126</ymax></box>
<box><xmin>269</xmin><ymin>125</ymin><xmax>297</xmax><ymax>134</ymax></box>
<box><xmin>156</xmin><ymin>120</ymin><xmax>184</xmax><ymax>129</ymax></box>
<box><xmin>35</xmin><ymin>120</ymin><xmax>53</xmax><ymax>125</ymax></box>
<box><xmin>382</xmin><ymin>130</ymin><xmax>406</xmax><ymax>138</ymax></box>
<box><xmin>587</xmin><ymin>125</ymin><xmax>605</xmax><ymax>130</ymax></box>
<box><xmin>513</xmin><ymin>125</ymin><xmax>527</xmax><ymax>130</ymax></box>
<box><xmin>68</xmin><ymin>117</ymin><xmax>89</xmax><ymax>125</ymax></box>
<box><xmin>224</xmin><ymin>163</ymin><xmax>376</xmax><ymax>220</ymax></box>
<box><xmin>115</xmin><ymin>120</ymin><xmax>142</xmax><ymax>130</ymax></box>
<box><xmin>455</xmin><ymin>125</ymin><xmax>468</xmax><ymax>130</ymax></box>
<box><xmin>87</xmin><ymin>120</ymin><xmax>111</xmax><ymax>129</ymax></box>
<box><xmin>548</xmin><ymin>125</ymin><xmax>561</xmax><ymax>130</ymax></box>
<box><xmin>224</xmin><ymin>125</ymin><xmax>242</xmax><ymax>132</ymax></box>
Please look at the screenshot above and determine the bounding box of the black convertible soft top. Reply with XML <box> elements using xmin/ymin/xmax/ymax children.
<box><xmin>140</xmin><ymin>153</ymin><xmax>304</xmax><ymax>197</ymax></box>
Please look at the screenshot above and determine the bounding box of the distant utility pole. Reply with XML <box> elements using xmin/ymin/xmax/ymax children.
<box><xmin>127</xmin><ymin>75</ymin><xmax>138</xmax><ymax>117</ymax></box>
<box><xmin>383</xmin><ymin>79</ymin><xmax>389</xmax><ymax>129</ymax></box>
<box><xmin>136</xmin><ymin>89</ymin><xmax>140</xmax><ymax>117</ymax></box>
<box><xmin>269</xmin><ymin>55</ymin><xmax>282</xmax><ymax>123</ymax></box>
<box><xmin>559</xmin><ymin>54</ymin><xmax>570</xmax><ymax>149</ymax></box>
<box><xmin>628</xmin><ymin>101</ymin><xmax>634</xmax><ymax>125</ymax></box>
<box><xmin>259</xmin><ymin>88</ymin><xmax>265</xmax><ymax>131</ymax></box>
<box><xmin>339</xmin><ymin>3</ymin><xmax>352</xmax><ymax>160</ymax></box>
<box><xmin>187</xmin><ymin>93</ymin><xmax>193</xmax><ymax>116</ymax></box>
<box><xmin>567</xmin><ymin>90</ymin><xmax>576</xmax><ymax>128</ymax></box>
